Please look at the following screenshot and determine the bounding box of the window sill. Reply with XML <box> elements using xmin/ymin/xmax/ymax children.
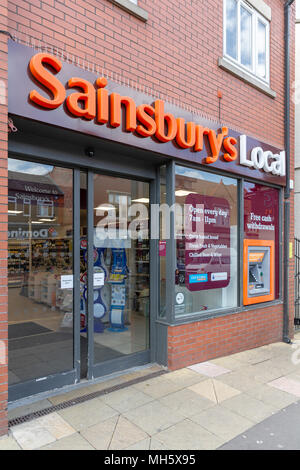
<box><xmin>107</xmin><ymin>0</ymin><xmax>148</xmax><ymax>22</ymax></box>
<box><xmin>157</xmin><ymin>299</ymin><xmax>283</xmax><ymax>327</ymax></box>
<box><xmin>218</xmin><ymin>57</ymin><xmax>276</xmax><ymax>99</ymax></box>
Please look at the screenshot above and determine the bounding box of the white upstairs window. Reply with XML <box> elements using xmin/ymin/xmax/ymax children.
<box><xmin>224</xmin><ymin>0</ymin><xmax>270</xmax><ymax>83</ymax></box>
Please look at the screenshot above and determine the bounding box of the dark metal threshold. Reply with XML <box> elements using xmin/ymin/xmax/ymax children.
<box><xmin>8</xmin><ymin>369</ymin><xmax>168</xmax><ymax>428</ymax></box>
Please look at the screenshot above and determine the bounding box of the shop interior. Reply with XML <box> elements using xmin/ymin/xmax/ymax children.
<box><xmin>8</xmin><ymin>158</ymin><xmax>150</xmax><ymax>386</ymax></box>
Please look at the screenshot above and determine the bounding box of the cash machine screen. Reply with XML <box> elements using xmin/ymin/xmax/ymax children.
<box><xmin>248</xmin><ymin>249</ymin><xmax>270</xmax><ymax>297</ymax></box>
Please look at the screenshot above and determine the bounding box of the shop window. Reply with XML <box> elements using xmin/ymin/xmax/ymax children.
<box><xmin>224</xmin><ymin>0</ymin><xmax>270</xmax><ymax>83</ymax></box>
<box><xmin>8</xmin><ymin>158</ymin><xmax>74</xmax><ymax>386</ymax></box>
<box><xmin>174</xmin><ymin>165</ymin><xmax>238</xmax><ymax>317</ymax></box>
<box><xmin>243</xmin><ymin>182</ymin><xmax>279</xmax><ymax>304</ymax></box>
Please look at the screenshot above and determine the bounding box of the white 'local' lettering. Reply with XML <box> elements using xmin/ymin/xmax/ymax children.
<box><xmin>239</xmin><ymin>135</ymin><xmax>285</xmax><ymax>176</ymax></box>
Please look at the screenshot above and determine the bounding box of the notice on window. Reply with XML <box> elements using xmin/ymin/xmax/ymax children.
<box><xmin>61</xmin><ymin>275</ymin><xmax>73</xmax><ymax>289</ymax></box>
<box><xmin>184</xmin><ymin>194</ymin><xmax>231</xmax><ymax>291</ymax></box>
<box><xmin>94</xmin><ymin>272</ymin><xmax>105</xmax><ymax>287</ymax></box>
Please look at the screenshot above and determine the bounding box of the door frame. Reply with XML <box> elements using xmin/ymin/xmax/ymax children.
<box><xmin>85</xmin><ymin>169</ymin><xmax>155</xmax><ymax>381</ymax></box>
<box><xmin>8</xmin><ymin>130</ymin><xmax>159</xmax><ymax>401</ymax></box>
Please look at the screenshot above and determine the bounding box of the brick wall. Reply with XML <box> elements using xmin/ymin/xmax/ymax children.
<box><xmin>0</xmin><ymin>0</ymin><xmax>8</xmax><ymax>437</ymax></box>
<box><xmin>168</xmin><ymin>304</ymin><xmax>284</xmax><ymax>370</ymax></box>
<box><xmin>6</xmin><ymin>0</ymin><xmax>289</xmax><ymax>148</ymax></box>
<box><xmin>0</xmin><ymin>0</ymin><xmax>294</xmax><ymax>431</ymax></box>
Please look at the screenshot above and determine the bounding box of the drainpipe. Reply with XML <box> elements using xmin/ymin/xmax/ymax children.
<box><xmin>283</xmin><ymin>0</ymin><xmax>295</xmax><ymax>343</ymax></box>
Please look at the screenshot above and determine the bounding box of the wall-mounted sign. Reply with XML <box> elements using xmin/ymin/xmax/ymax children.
<box><xmin>240</xmin><ymin>135</ymin><xmax>285</xmax><ymax>177</ymax></box>
<box><xmin>8</xmin><ymin>41</ymin><xmax>286</xmax><ymax>185</ymax></box>
<box><xmin>244</xmin><ymin>182</ymin><xmax>279</xmax><ymax>298</ymax></box>
<box><xmin>184</xmin><ymin>194</ymin><xmax>230</xmax><ymax>291</ymax></box>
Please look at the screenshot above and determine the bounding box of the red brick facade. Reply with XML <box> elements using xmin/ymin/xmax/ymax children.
<box><xmin>0</xmin><ymin>0</ymin><xmax>296</xmax><ymax>435</ymax></box>
<box><xmin>0</xmin><ymin>0</ymin><xmax>8</xmax><ymax>438</ymax></box>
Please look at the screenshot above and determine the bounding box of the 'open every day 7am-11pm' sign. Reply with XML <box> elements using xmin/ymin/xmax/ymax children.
<box><xmin>184</xmin><ymin>194</ymin><xmax>231</xmax><ymax>291</ymax></box>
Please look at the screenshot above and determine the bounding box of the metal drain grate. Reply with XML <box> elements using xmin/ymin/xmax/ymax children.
<box><xmin>9</xmin><ymin>369</ymin><xmax>168</xmax><ymax>428</ymax></box>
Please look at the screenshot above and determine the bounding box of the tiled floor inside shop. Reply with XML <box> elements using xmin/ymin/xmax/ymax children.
<box><xmin>8</xmin><ymin>286</ymin><xmax>148</xmax><ymax>385</ymax></box>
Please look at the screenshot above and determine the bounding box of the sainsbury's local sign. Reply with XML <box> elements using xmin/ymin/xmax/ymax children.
<box><xmin>8</xmin><ymin>41</ymin><xmax>286</xmax><ymax>184</ymax></box>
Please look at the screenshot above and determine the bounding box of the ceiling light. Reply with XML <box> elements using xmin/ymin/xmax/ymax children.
<box><xmin>175</xmin><ymin>190</ymin><xmax>197</xmax><ymax>197</ymax></box>
<box><xmin>94</xmin><ymin>205</ymin><xmax>115</xmax><ymax>211</ymax></box>
<box><xmin>131</xmin><ymin>198</ymin><xmax>149</xmax><ymax>203</ymax></box>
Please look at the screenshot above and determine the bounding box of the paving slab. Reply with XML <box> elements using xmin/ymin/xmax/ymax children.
<box><xmin>188</xmin><ymin>361</ymin><xmax>231</xmax><ymax>377</ymax></box>
<box><xmin>150</xmin><ymin>438</ymin><xmax>170</xmax><ymax>450</ymax></box>
<box><xmin>10</xmin><ymin>412</ymin><xmax>75</xmax><ymax>450</ymax></box>
<box><xmin>125</xmin><ymin>438</ymin><xmax>151</xmax><ymax>450</ymax></box>
<box><xmin>268</xmin><ymin>377</ymin><xmax>300</xmax><ymax>397</ymax></box>
<box><xmin>151</xmin><ymin>419</ymin><xmax>225</xmax><ymax>450</ymax></box>
<box><xmin>100</xmin><ymin>385</ymin><xmax>154</xmax><ymax>413</ymax></box>
<box><xmin>109</xmin><ymin>416</ymin><xmax>149</xmax><ymax>450</ymax></box>
<box><xmin>0</xmin><ymin>434</ymin><xmax>21</xmax><ymax>450</ymax></box>
<box><xmin>215</xmin><ymin>369</ymin><xmax>264</xmax><ymax>392</ymax></box>
<box><xmin>32</xmin><ymin>412</ymin><xmax>75</xmax><ymax>440</ymax></box>
<box><xmin>80</xmin><ymin>415</ymin><xmax>119</xmax><ymax>450</ymax></box>
<box><xmin>220</xmin><ymin>393</ymin><xmax>277</xmax><ymax>424</ymax></box>
<box><xmin>211</xmin><ymin>356</ymin><xmax>245</xmax><ymax>371</ymax></box>
<box><xmin>245</xmin><ymin>384</ymin><xmax>298</xmax><ymax>409</ymax></box>
<box><xmin>158</xmin><ymin>388</ymin><xmax>215</xmax><ymax>418</ymax></box>
<box><xmin>133</xmin><ymin>375</ymin><xmax>185</xmax><ymax>399</ymax></box>
<box><xmin>11</xmin><ymin>420</ymin><xmax>56</xmax><ymax>450</ymax></box>
<box><xmin>165</xmin><ymin>368</ymin><xmax>207</xmax><ymax>387</ymax></box>
<box><xmin>123</xmin><ymin>400</ymin><xmax>184</xmax><ymax>435</ymax></box>
<box><xmin>190</xmin><ymin>405</ymin><xmax>253</xmax><ymax>441</ymax></box>
<box><xmin>58</xmin><ymin>398</ymin><xmax>118</xmax><ymax>431</ymax></box>
<box><xmin>188</xmin><ymin>379</ymin><xmax>240</xmax><ymax>404</ymax></box>
<box><xmin>39</xmin><ymin>432</ymin><xmax>95</xmax><ymax>450</ymax></box>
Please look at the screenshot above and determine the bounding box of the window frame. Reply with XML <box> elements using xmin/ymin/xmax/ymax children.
<box><xmin>223</xmin><ymin>0</ymin><xmax>270</xmax><ymax>85</ymax></box>
<box><xmin>23</xmin><ymin>198</ymin><xmax>31</xmax><ymax>217</ymax></box>
<box><xmin>37</xmin><ymin>199</ymin><xmax>54</xmax><ymax>218</ymax></box>
<box><xmin>159</xmin><ymin>160</ymin><xmax>283</xmax><ymax>327</ymax></box>
<box><xmin>8</xmin><ymin>196</ymin><xmax>17</xmax><ymax>214</ymax></box>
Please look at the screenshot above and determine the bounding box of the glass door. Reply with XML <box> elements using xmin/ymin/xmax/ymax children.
<box><xmin>79</xmin><ymin>171</ymin><xmax>151</xmax><ymax>379</ymax></box>
<box><xmin>8</xmin><ymin>160</ymin><xmax>152</xmax><ymax>400</ymax></box>
<box><xmin>8</xmin><ymin>158</ymin><xmax>77</xmax><ymax>401</ymax></box>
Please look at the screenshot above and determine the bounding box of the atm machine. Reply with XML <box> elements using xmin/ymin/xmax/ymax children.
<box><xmin>243</xmin><ymin>239</ymin><xmax>274</xmax><ymax>305</ymax></box>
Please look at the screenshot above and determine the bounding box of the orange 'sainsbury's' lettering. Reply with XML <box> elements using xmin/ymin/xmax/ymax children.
<box><xmin>136</xmin><ymin>104</ymin><xmax>156</xmax><ymax>137</ymax></box>
<box><xmin>66</xmin><ymin>77</ymin><xmax>96</xmax><ymax>120</ymax></box>
<box><xmin>28</xmin><ymin>52</ymin><xmax>237</xmax><ymax>164</ymax></box>
<box><xmin>206</xmin><ymin>127</ymin><xmax>228</xmax><ymax>164</ymax></box>
<box><xmin>154</xmin><ymin>100</ymin><xmax>177</xmax><ymax>143</ymax></box>
<box><xmin>29</xmin><ymin>53</ymin><xmax>66</xmax><ymax>109</ymax></box>
<box><xmin>223</xmin><ymin>136</ymin><xmax>238</xmax><ymax>161</ymax></box>
<box><xmin>110</xmin><ymin>93</ymin><xmax>136</xmax><ymax>131</ymax></box>
<box><xmin>96</xmin><ymin>77</ymin><xmax>109</xmax><ymax>124</ymax></box>
<box><xmin>194</xmin><ymin>125</ymin><xmax>210</xmax><ymax>152</ymax></box>
<box><xmin>176</xmin><ymin>118</ymin><xmax>196</xmax><ymax>149</ymax></box>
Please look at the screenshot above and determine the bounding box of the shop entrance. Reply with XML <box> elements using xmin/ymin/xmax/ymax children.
<box><xmin>8</xmin><ymin>157</ymin><xmax>151</xmax><ymax>401</ymax></box>
<box><xmin>79</xmin><ymin>171</ymin><xmax>150</xmax><ymax>379</ymax></box>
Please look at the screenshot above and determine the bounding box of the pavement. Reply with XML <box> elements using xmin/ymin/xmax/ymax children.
<box><xmin>1</xmin><ymin>331</ymin><xmax>300</xmax><ymax>451</ymax></box>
